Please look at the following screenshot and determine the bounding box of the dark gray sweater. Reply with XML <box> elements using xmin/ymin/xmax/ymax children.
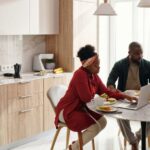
<box><xmin>107</xmin><ymin>57</ymin><xmax>150</xmax><ymax>91</ymax></box>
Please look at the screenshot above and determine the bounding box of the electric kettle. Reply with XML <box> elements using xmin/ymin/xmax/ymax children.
<box><xmin>14</xmin><ymin>63</ymin><xmax>21</xmax><ymax>78</ymax></box>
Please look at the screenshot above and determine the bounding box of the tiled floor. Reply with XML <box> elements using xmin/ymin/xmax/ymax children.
<box><xmin>11</xmin><ymin>117</ymin><xmax>149</xmax><ymax>150</ymax></box>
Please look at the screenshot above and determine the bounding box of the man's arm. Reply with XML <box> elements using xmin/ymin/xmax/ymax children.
<box><xmin>107</xmin><ymin>62</ymin><xmax>120</xmax><ymax>90</ymax></box>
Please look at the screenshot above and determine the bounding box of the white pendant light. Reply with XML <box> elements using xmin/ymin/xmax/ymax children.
<box><xmin>94</xmin><ymin>0</ymin><xmax>117</xmax><ymax>16</ymax></box>
<box><xmin>138</xmin><ymin>0</ymin><xmax>150</xmax><ymax>7</ymax></box>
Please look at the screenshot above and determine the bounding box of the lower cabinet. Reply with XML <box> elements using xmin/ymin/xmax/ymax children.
<box><xmin>7</xmin><ymin>79</ymin><xmax>44</xmax><ymax>143</ymax></box>
<box><xmin>8</xmin><ymin>106</ymin><xmax>43</xmax><ymax>142</ymax></box>
<box><xmin>0</xmin><ymin>85</ymin><xmax>8</xmax><ymax>145</ymax></box>
<box><xmin>0</xmin><ymin>75</ymin><xmax>71</xmax><ymax>146</ymax></box>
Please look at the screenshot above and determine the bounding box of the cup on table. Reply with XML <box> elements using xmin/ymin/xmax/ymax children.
<box><xmin>91</xmin><ymin>96</ymin><xmax>104</xmax><ymax>107</ymax></box>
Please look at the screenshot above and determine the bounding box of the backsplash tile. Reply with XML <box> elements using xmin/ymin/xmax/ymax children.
<box><xmin>0</xmin><ymin>35</ymin><xmax>46</xmax><ymax>72</ymax></box>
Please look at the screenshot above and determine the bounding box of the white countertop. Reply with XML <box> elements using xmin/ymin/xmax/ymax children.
<box><xmin>0</xmin><ymin>72</ymin><xmax>72</xmax><ymax>85</ymax></box>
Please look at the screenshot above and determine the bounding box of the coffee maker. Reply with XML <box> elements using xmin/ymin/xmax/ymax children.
<box><xmin>33</xmin><ymin>54</ymin><xmax>55</xmax><ymax>71</ymax></box>
<box><xmin>14</xmin><ymin>63</ymin><xmax>21</xmax><ymax>78</ymax></box>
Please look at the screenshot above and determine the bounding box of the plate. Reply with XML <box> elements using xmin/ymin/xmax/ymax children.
<box><xmin>104</xmin><ymin>100</ymin><xmax>117</xmax><ymax>105</ymax></box>
<box><xmin>96</xmin><ymin>105</ymin><xmax>118</xmax><ymax>113</ymax></box>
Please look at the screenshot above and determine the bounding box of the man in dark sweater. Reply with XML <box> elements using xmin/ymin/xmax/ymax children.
<box><xmin>107</xmin><ymin>42</ymin><xmax>150</xmax><ymax>150</ymax></box>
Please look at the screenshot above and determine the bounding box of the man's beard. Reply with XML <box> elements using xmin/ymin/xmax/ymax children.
<box><xmin>131</xmin><ymin>59</ymin><xmax>141</xmax><ymax>65</ymax></box>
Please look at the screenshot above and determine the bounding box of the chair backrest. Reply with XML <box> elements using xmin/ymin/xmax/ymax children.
<box><xmin>47</xmin><ymin>84</ymin><xmax>67</xmax><ymax>114</ymax></box>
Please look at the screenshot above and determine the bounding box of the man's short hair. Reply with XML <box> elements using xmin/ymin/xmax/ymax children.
<box><xmin>129</xmin><ymin>42</ymin><xmax>142</xmax><ymax>52</ymax></box>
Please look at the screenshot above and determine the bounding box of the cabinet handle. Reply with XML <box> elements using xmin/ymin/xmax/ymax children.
<box><xmin>19</xmin><ymin>81</ymin><xmax>31</xmax><ymax>84</ymax></box>
<box><xmin>19</xmin><ymin>108</ymin><xmax>33</xmax><ymax>113</ymax></box>
<box><xmin>19</xmin><ymin>95</ymin><xmax>32</xmax><ymax>99</ymax></box>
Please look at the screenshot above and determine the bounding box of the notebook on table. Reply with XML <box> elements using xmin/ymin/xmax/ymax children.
<box><xmin>113</xmin><ymin>84</ymin><xmax>150</xmax><ymax>110</ymax></box>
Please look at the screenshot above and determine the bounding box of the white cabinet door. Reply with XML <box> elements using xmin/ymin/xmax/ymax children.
<box><xmin>0</xmin><ymin>0</ymin><xmax>59</xmax><ymax>35</ymax></box>
<box><xmin>30</xmin><ymin>0</ymin><xmax>59</xmax><ymax>34</ymax></box>
<box><xmin>0</xmin><ymin>0</ymin><xmax>29</xmax><ymax>35</ymax></box>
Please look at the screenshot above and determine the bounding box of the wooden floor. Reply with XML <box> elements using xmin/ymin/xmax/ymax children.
<box><xmin>11</xmin><ymin>117</ymin><xmax>149</xmax><ymax>150</ymax></box>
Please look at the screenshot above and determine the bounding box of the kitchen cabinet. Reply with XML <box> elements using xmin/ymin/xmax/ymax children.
<box><xmin>30</xmin><ymin>0</ymin><xmax>59</xmax><ymax>34</ymax></box>
<box><xmin>43</xmin><ymin>76</ymin><xmax>71</xmax><ymax>131</ymax></box>
<box><xmin>7</xmin><ymin>79</ymin><xmax>43</xmax><ymax>143</ymax></box>
<box><xmin>0</xmin><ymin>0</ymin><xmax>29</xmax><ymax>35</ymax></box>
<box><xmin>0</xmin><ymin>85</ymin><xmax>8</xmax><ymax>145</ymax></box>
<box><xmin>0</xmin><ymin>0</ymin><xmax>59</xmax><ymax>35</ymax></box>
<box><xmin>0</xmin><ymin>75</ymin><xmax>72</xmax><ymax>146</ymax></box>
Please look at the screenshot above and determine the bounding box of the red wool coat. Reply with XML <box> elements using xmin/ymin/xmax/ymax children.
<box><xmin>55</xmin><ymin>67</ymin><xmax>124</xmax><ymax>132</ymax></box>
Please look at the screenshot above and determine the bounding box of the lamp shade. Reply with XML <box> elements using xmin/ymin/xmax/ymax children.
<box><xmin>94</xmin><ymin>2</ymin><xmax>117</xmax><ymax>16</ymax></box>
<box><xmin>138</xmin><ymin>0</ymin><xmax>150</xmax><ymax>7</ymax></box>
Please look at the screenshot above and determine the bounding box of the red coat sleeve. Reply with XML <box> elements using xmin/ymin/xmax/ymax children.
<box><xmin>72</xmin><ymin>70</ymin><xmax>94</xmax><ymax>103</ymax></box>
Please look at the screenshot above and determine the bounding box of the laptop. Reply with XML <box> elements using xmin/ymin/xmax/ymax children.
<box><xmin>113</xmin><ymin>84</ymin><xmax>150</xmax><ymax>110</ymax></box>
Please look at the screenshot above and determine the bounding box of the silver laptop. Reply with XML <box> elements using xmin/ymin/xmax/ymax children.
<box><xmin>113</xmin><ymin>84</ymin><xmax>150</xmax><ymax>110</ymax></box>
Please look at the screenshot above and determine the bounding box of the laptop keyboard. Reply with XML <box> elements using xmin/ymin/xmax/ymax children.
<box><xmin>127</xmin><ymin>103</ymin><xmax>137</xmax><ymax>108</ymax></box>
<box><xmin>114</xmin><ymin>102</ymin><xmax>137</xmax><ymax>108</ymax></box>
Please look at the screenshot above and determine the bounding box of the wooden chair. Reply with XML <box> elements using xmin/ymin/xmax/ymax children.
<box><xmin>47</xmin><ymin>84</ymin><xmax>95</xmax><ymax>150</ymax></box>
<box><xmin>118</xmin><ymin>129</ymin><xmax>150</xmax><ymax>150</ymax></box>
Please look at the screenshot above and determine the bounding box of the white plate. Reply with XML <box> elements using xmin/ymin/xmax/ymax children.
<box><xmin>96</xmin><ymin>106</ymin><xmax>118</xmax><ymax>113</ymax></box>
<box><xmin>104</xmin><ymin>100</ymin><xmax>117</xmax><ymax>105</ymax></box>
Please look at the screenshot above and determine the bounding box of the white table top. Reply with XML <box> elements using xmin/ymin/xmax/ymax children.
<box><xmin>87</xmin><ymin>102</ymin><xmax>150</xmax><ymax>122</ymax></box>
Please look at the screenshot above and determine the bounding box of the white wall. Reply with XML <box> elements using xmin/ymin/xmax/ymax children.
<box><xmin>0</xmin><ymin>35</ymin><xmax>46</xmax><ymax>72</ymax></box>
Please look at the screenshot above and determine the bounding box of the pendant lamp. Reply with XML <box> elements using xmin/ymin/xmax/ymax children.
<box><xmin>94</xmin><ymin>0</ymin><xmax>116</xmax><ymax>16</ymax></box>
<box><xmin>138</xmin><ymin>0</ymin><xmax>150</xmax><ymax>7</ymax></box>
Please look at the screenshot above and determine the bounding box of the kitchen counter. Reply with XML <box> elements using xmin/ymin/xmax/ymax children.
<box><xmin>0</xmin><ymin>72</ymin><xmax>72</xmax><ymax>85</ymax></box>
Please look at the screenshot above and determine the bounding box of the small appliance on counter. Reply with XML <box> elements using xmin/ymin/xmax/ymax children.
<box><xmin>3</xmin><ymin>73</ymin><xmax>14</xmax><ymax>77</ymax></box>
<box><xmin>33</xmin><ymin>54</ymin><xmax>55</xmax><ymax>71</ymax></box>
<box><xmin>0</xmin><ymin>64</ymin><xmax>14</xmax><ymax>75</ymax></box>
<box><xmin>14</xmin><ymin>63</ymin><xmax>21</xmax><ymax>78</ymax></box>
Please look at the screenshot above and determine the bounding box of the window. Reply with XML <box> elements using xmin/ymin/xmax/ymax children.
<box><xmin>99</xmin><ymin>0</ymin><xmax>150</xmax><ymax>83</ymax></box>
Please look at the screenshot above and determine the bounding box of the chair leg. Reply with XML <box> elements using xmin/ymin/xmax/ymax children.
<box><xmin>124</xmin><ymin>138</ymin><xmax>127</xmax><ymax>150</ymax></box>
<box><xmin>92</xmin><ymin>139</ymin><xmax>95</xmax><ymax>150</ymax></box>
<box><xmin>66</xmin><ymin>128</ymin><xmax>70</xmax><ymax>149</ymax></box>
<box><xmin>78</xmin><ymin>132</ymin><xmax>83</xmax><ymax>150</ymax></box>
<box><xmin>148</xmin><ymin>136</ymin><xmax>150</xmax><ymax>147</ymax></box>
<box><xmin>50</xmin><ymin>127</ymin><xmax>62</xmax><ymax>150</ymax></box>
<box><xmin>118</xmin><ymin>129</ymin><xmax>127</xmax><ymax>150</ymax></box>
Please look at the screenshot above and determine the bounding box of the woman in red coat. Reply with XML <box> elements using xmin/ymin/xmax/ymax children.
<box><xmin>55</xmin><ymin>45</ymin><xmax>136</xmax><ymax>150</ymax></box>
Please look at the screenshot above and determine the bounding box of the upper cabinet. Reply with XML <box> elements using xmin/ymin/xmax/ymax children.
<box><xmin>30</xmin><ymin>0</ymin><xmax>59</xmax><ymax>34</ymax></box>
<box><xmin>0</xmin><ymin>0</ymin><xmax>30</xmax><ymax>35</ymax></box>
<box><xmin>0</xmin><ymin>0</ymin><xmax>59</xmax><ymax>35</ymax></box>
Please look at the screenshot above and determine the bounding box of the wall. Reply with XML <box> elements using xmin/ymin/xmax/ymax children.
<box><xmin>46</xmin><ymin>0</ymin><xmax>98</xmax><ymax>71</ymax></box>
<box><xmin>46</xmin><ymin>0</ymin><xmax>73</xmax><ymax>72</ymax></box>
<box><xmin>0</xmin><ymin>35</ymin><xmax>46</xmax><ymax>72</ymax></box>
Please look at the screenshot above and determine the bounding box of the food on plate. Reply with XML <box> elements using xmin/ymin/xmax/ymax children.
<box><xmin>100</xmin><ymin>93</ymin><xmax>109</xmax><ymax>99</ymax></box>
<box><xmin>98</xmin><ymin>105</ymin><xmax>112</xmax><ymax>111</ymax></box>
<box><xmin>107</xmin><ymin>98</ymin><xmax>116</xmax><ymax>102</ymax></box>
<box><xmin>99</xmin><ymin>94</ymin><xmax>117</xmax><ymax>104</ymax></box>
<box><xmin>134</xmin><ymin>90</ymin><xmax>140</xmax><ymax>96</ymax></box>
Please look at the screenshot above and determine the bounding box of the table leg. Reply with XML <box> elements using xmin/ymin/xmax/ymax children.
<box><xmin>141</xmin><ymin>121</ymin><xmax>146</xmax><ymax>150</ymax></box>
